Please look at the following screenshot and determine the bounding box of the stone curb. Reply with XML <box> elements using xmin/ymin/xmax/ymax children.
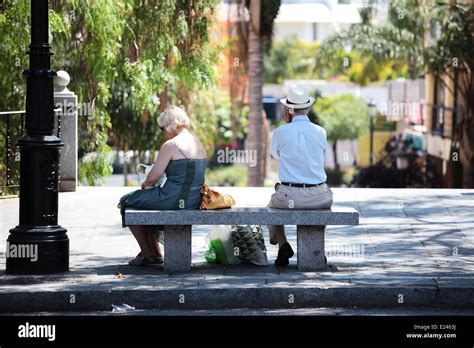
<box><xmin>1</xmin><ymin>286</ymin><xmax>473</xmax><ymax>313</ymax></box>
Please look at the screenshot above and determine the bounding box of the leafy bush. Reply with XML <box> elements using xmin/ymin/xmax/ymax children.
<box><xmin>264</xmin><ymin>36</ymin><xmax>409</xmax><ymax>85</ymax></box>
<box><xmin>351</xmin><ymin>164</ymin><xmax>404</xmax><ymax>188</ymax></box>
<box><xmin>0</xmin><ymin>0</ymin><xmax>221</xmax><ymax>186</ymax></box>
<box><xmin>325</xmin><ymin>167</ymin><xmax>355</xmax><ymax>187</ymax></box>
<box><xmin>205</xmin><ymin>165</ymin><xmax>247</xmax><ymax>187</ymax></box>
<box><xmin>264</xmin><ymin>37</ymin><xmax>320</xmax><ymax>84</ymax></box>
<box><xmin>314</xmin><ymin>94</ymin><xmax>369</xmax><ymax>169</ymax></box>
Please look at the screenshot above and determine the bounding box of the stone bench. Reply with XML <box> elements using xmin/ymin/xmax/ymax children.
<box><xmin>124</xmin><ymin>207</ymin><xmax>359</xmax><ymax>272</ymax></box>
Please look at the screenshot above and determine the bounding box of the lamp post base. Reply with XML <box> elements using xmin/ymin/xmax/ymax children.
<box><xmin>5</xmin><ymin>226</ymin><xmax>69</xmax><ymax>275</ymax></box>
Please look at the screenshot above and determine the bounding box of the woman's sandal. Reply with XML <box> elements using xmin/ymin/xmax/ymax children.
<box><xmin>128</xmin><ymin>253</ymin><xmax>164</xmax><ymax>266</ymax></box>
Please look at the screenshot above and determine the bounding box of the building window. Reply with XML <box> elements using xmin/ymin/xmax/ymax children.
<box><xmin>431</xmin><ymin>76</ymin><xmax>445</xmax><ymax>136</ymax></box>
<box><xmin>452</xmin><ymin>69</ymin><xmax>459</xmax><ymax>139</ymax></box>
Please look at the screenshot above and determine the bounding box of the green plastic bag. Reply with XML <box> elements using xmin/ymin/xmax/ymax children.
<box><xmin>204</xmin><ymin>225</ymin><xmax>240</xmax><ymax>265</ymax></box>
<box><xmin>204</xmin><ymin>244</ymin><xmax>217</xmax><ymax>263</ymax></box>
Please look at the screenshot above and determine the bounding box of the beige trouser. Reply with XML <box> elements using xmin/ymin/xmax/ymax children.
<box><xmin>267</xmin><ymin>183</ymin><xmax>333</xmax><ymax>246</ymax></box>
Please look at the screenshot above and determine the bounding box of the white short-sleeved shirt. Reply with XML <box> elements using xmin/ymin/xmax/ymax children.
<box><xmin>269</xmin><ymin>115</ymin><xmax>327</xmax><ymax>184</ymax></box>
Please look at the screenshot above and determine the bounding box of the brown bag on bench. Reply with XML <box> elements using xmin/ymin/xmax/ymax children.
<box><xmin>200</xmin><ymin>184</ymin><xmax>236</xmax><ymax>210</ymax></box>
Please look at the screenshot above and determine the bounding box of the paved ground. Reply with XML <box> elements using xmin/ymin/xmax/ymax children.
<box><xmin>4</xmin><ymin>308</ymin><xmax>474</xmax><ymax>316</ymax></box>
<box><xmin>0</xmin><ymin>187</ymin><xmax>473</xmax><ymax>313</ymax></box>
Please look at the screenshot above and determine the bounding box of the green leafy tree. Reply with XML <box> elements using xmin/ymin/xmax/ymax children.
<box><xmin>263</xmin><ymin>37</ymin><xmax>320</xmax><ymax>84</ymax></box>
<box><xmin>313</xmin><ymin>94</ymin><xmax>369</xmax><ymax>170</ymax></box>
<box><xmin>264</xmin><ymin>37</ymin><xmax>407</xmax><ymax>85</ymax></box>
<box><xmin>0</xmin><ymin>0</ymin><xmax>30</xmax><ymax>194</ymax></box>
<box><xmin>108</xmin><ymin>0</ymin><xmax>220</xmax><ymax>185</ymax></box>
<box><xmin>0</xmin><ymin>0</ymin><xmax>128</xmax><ymax>185</ymax></box>
<box><xmin>1</xmin><ymin>0</ymin><xmax>221</xmax><ymax>186</ymax></box>
<box><xmin>0</xmin><ymin>0</ymin><xmax>29</xmax><ymax>112</ymax></box>
<box><xmin>317</xmin><ymin>0</ymin><xmax>424</xmax><ymax>82</ymax></box>
<box><xmin>49</xmin><ymin>1</ymin><xmax>127</xmax><ymax>185</ymax></box>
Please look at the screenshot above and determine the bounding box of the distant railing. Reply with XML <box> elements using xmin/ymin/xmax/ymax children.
<box><xmin>0</xmin><ymin>111</ymin><xmax>25</xmax><ymax>196</ymax></box>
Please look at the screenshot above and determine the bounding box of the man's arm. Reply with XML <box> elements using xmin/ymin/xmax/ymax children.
<box><xmin>323</xmin><ymin>128</ymin><xmax>327</xmax><ymax>165</ymax></box>
<box><xmin>269</xmin><ymin>128</ymin><xmax>280</xmax><ymax>160</ymax></box>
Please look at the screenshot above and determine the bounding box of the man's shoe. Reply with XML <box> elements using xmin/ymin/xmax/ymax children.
<box><xmin>275</xmin><ymin>242</ymin><xmax>294</xmax><ymax>267</ymax></box>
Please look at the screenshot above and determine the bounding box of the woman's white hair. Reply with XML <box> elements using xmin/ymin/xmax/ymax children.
<box><xmin>157</xmin><ymin>105</ymin><xmax>190</xmax><ymax>132</ymax></box>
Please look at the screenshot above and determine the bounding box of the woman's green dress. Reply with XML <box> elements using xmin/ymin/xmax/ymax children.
<box><xmin>118</xmin><ymin>157</ymin><xmax>206</xmax><ymax>227</ymax></box>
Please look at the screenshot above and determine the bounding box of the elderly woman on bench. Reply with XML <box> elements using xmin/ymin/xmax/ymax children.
<box><xmin>118</xmin><ymin>105</ymin><xmax>207</xmax><ymax>266</ymax></box>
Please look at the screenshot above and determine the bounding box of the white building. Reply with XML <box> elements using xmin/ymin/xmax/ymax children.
<box><xmin>274</xmin><ymin>0</ymin><xmax>361</xmax><ymax>42</ymax></box>
<box><xmin>218</xmin><ymin>0</ymin><xmax>388</xmax><ymax>43</ymax></box>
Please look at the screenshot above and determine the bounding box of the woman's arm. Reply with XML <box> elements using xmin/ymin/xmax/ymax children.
<box><xmin>142</xmin><ymin>141</ymin><xmax>174</xmax><ymax>188</ymax></box>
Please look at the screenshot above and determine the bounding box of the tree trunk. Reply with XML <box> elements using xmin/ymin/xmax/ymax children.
<box><xmin>230</xmin><ymin>98</ymin><xmax>242</xmax><ymax>145</ymax></box>
<box><xmin>177</xmin><ymin>84</ymin><xmax>190</xmax><ymax>112</ymax></box>
<box><xmin>261</xmin><ymin>110</ymin><xmax>269</xmax><ymax>180</ymax></box>
<box><xmin>227</xmin><ymin>15</ymin><xmax>245</xmax><ymax>145</ymax></box>
<box><xmin>123</xmin><ymin>146</ymin><xmax>129</xmax><ymax>187</ymax></box>
<box><xmin>246</xmin><ymin>0</ymin><xmax>264</xmax><ymax>187</ymax></box>
<box><xmin>159</xmin><ymin>88</ymin><xmax>169</xmax><ymax>112</ymax></box>
<box><xmin>460</xmin><ymin>116</ymin><xmax>474</xmax><ymax>188</ymax></box>
<box><xmin>332</xmin><ymin>140</ymin><xmax>339</xmax><ymax>172</ymax></box>
<box><xmin>459</xmin><ymin>71</ymin><xmax>474</xmax><ymax>188</ymax></box>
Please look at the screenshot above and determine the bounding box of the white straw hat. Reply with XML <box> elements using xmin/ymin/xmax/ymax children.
<box><xmin>280</xmin><ymin>84</ymin><xmax>315</xmax><ymax>109</ymax></box>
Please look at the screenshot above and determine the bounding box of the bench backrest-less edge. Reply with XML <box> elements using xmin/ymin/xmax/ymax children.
<box><xmin>124</xmin><ymin>207</ymin><xmax>359</xmax><ymax>226</ymax></box>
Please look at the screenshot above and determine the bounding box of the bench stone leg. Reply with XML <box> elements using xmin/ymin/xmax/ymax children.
<box><xmin>164</xmin><ymin>225</ymin><xmax>192</xmax><ymax>272</ymax></box>
<box><xmin>297</xmin><ymin>225</ymin><xmax>325</xmax><ymax>271</ymax></box>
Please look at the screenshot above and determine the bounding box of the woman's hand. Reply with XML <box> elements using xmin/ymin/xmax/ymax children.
<box><xmin>144</xmin><ymin>141</ymin><xmax>173</xmax><ymax>186</ymax></box>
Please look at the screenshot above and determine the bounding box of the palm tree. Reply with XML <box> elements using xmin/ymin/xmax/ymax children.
<box><xmin>246</xmin><ymin>0</ymin><xmax>263</xmax><ymax>186</ymax></box>
<box><xmin>245</xmin><ymin>0</ymin><xmax>280</xmax><ymax>186</ymax></box>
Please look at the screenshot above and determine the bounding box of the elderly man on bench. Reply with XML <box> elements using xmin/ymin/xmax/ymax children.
<box><xmin>268</xmin><ymin>84</ymin><xmax>333</xmax><ymax>267</ymax></box>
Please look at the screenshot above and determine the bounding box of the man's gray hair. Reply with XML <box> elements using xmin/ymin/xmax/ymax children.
<box><xmin>288</xmin><ymin>106</ymin><xmax>311</xmax><ymax>115</ymax></box>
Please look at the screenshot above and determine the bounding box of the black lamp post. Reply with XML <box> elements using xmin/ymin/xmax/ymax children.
<box><xmin>368</xmin><ymin>99</ymin><xmax>377</xmax><ymax>166</ymax></box>
<box><xmin>6</xmin><ymin>0</ymin><xmax>69</xmax><ymax>274</ymax></box>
